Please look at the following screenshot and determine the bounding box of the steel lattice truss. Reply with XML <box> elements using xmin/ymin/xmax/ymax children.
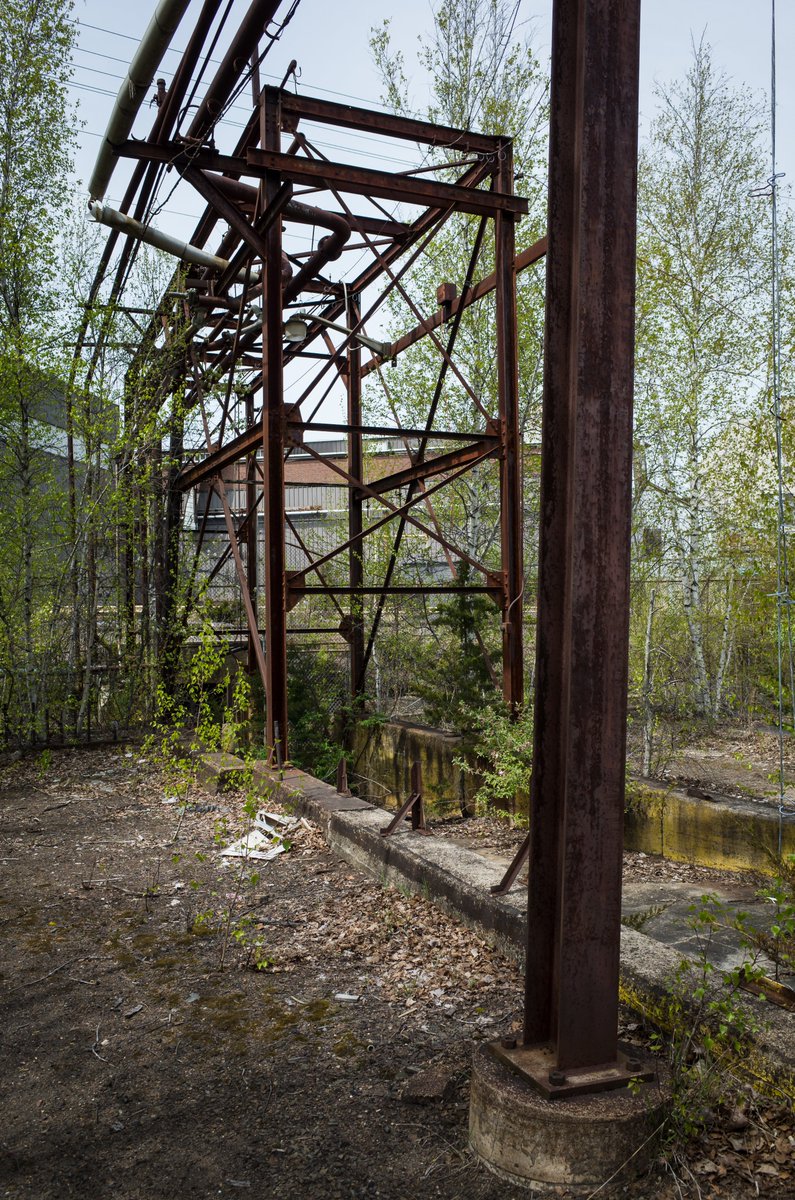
<box><xmin>84</xmin><ymin>0</ymin><xmax>541</xmax><ymax>757</ymax></box>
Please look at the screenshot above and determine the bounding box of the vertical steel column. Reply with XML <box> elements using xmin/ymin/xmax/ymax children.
<box><xmin>495</xmin><ymin>145</ymin><xmax>524</xmax><ymax>713</ymax></box>
<box><xmin>347</xmin><ymin>293</ymin><xmax>365</xmax><ymax>702</ymax></box>
<box><xmin>261</xmin><ymin>86</ymin><xmax>288</xmax><ymax>760</ymax></box>
<box><xmin>524</xmin><ymin>0</ymin><xmax>641</xmax><ymax>1071</ymax></box>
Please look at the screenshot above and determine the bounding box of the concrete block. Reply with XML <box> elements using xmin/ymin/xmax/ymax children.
<box><xmin>469</xmin><ymin>1043</ymin><xmax>669</xmax><ymax>1191</ymax></box>
<box><xmin>194</xmin><ymin>751</ymin><xmax>246</xmax><ymax>795</ymax></box>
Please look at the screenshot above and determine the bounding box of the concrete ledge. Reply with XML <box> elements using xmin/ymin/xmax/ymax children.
<box><xmin>254</xmin><ymin>763</ymin><xmax>795</xmax><ymax>1091</ymax></box>
<box><xmin>613</xmin><ymin>780</ymin><xmax>792</xmax><ymax>872</ymax></box>
<box><xmin>253</xmin><ymin>761</ymin><xmax>526</xmax><ymax>959</ymax></box>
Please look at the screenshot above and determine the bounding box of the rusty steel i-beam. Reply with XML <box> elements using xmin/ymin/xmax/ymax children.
<box><xmin>499</xmin><ymin>0</ymin><xmax>643</xmax><ymax>1096</ymax></box>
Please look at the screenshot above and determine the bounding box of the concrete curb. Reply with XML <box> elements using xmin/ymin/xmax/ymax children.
<box><xmin>216</xmin><ymin>757</ymin><xmax>794</xmax><ymax>1091</ymax></box>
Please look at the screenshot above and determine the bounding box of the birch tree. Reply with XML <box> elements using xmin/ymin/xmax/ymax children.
<box><xmin>634</xmin><ymin>40</ymin><xmax>776</xmax><ymax>718</ymax></box>
<box><xmin>0</xmin><ymin>0</ymin><xmax>78</xmax><ymax>740</ymax></box>
<box><xmin>365</xmin><ymin>1</ymin><xmax>548</xmax><ymax>715</ymax></box>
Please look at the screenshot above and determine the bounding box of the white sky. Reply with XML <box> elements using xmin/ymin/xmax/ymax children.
<box><xmin>71</xmin><ymin>0</ymin><xmax>792</xmax><ymax>226</ymax></box>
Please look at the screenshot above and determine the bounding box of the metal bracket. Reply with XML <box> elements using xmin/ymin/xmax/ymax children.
<box><xmin>490</xmin><ymin>830</ymin><xmax>530</xmax><ymax>895</ymax></box>
<box><xmin>336</xmin><ymin>757</ymin><xmax>351</xmax><ymax>797</ymax></box>
<box><xmin>380</xmin><ymin>761</ymin><xmax>430</xmax><ymax>837</ymax></box>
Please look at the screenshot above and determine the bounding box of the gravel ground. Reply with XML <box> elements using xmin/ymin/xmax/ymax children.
<box><xmin>0</xmin><ymin>746</ymin><xmax>792</xmax><ymax>1199</ymax></box>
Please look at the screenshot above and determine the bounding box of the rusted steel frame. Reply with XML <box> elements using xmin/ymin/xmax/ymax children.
<box><xmin>113</xmin><ymin>141</ymin><xmax>252</xmax><ymax>176</ymax></box>
<box><xmin>189</xmin><ymin>185</ymin><xmax>292</xmax><ymax>388</ymax></box>
<box><xmin>217</xmin><ymin>261</ymin><xmax>255</xmax><ymax>449</ymax></box>
<box><xmin>524</xmin><ymin>0</ymin><xmax>641</xmax><ymax>1075</ymax></box>
<box><xmin>204</xmin><ymin>484</ymin><xmax>264</xmax><ymax>589</ymax></box>
<box><xmin>367</xmin><ymin>355</ymin><xmax>480</xmax><ymax>585</ymax></box>
<box><xmin>260</xmin><ymin>90</ymin><xmax>289</xmax><ymax>762</ymax></box>
<box><xmin>288</xmin><ymin>436</ymin><xmax>496</xmax><ymax>578</ymax></box>
<box><xmin>214</xmin><ymin>477</ymin><xmax>268</xmax><ymax>686</ymax></box>
<box><xmin>113</xmin><ymin>140</ymin><xmax>524</xmax><ymax>221</ymax></box>
<box><xmin>356</xmin><ymin>210</ymin><xmax>490</xmax><ymax>680</ymax></box>
<box><xmin>128</xmin><ymin>97</ymin><xmax>485</xmax><ymax>393</ymax></box>
<box><xmin>291</xmin><ymin>586</ymin><xmax>501</xmax><ymax>597</ymax></box>
<box><xmin>286</xmin><ymin>421</ymin><xmax>497</xmax><ymax>444</ymax></box>
<box><xmin>207</xmin><ymin>162</ymin><xmax>491</xmax><ymax>422</ymax></box>
<box><xmin>357</xmin><ymin>437</ymin><xmax>498</xmax><ymax>500</ymax></box>
<box><xmin>399</xmin><ymin>156</ymin><xmax>483</xmax><ymax>178</ymax></box>
<box><xmin>191</xmin><ymin>114</ymin><xmax>307</xmax><ymax>274</ymax></box>
<box><xmin>246</xmin><ymin>148</ymin><xmax>527</xmax><ymax>219</ymax></box>
<box><xmin>495</xmin><ymin>146</ymin><xmax>524</xmax><ymax>713</ymax></box>
<box><xmin>186</xmin><ymin>348</ymin><xmax>258</xmax><ymax>608</ymax></box>
<box><xmin>245</xmin><ymin>385</ymin><xmax>259</xmax><ymax>675</ymax></box>
<box><xmin>295</xmin><ymin>139</ymin><xmax>490</xmax><ymax>420</ymax></box>
<box><xmin>288</xmin><ymin>205</ymin><xmax>457</xmax><ymax>416</ymax></box>
<box><xmin>183</xmin><ymin>166</ymin><xmax>272</xmax><ymax>262</ymax></box>
<box><xmin>211</xmin><ymin>183</ymin><xmax>294</xmax><ymax>297</ymax></box>
<box><xmin>187</xmin><ymin>458</ymin><xmax>215</xmax><ymax>576</ymax></box>
<box><xmin>281</xmin><ymin>91</ymin><xmax>500</xmax><ymax>155</ymax></box>
<box><xmin>347</xmin><ymin>294</ymin><xmax>365</xmax><ymax>705</ymax></box>
<box><xmin>360</xmin><ymin>236</ymin><xmax>548</xmax><ymax>378</ymax></box>
<box><xmin>284</xmin><ymin>515</ymin><xmax>347</xmax><ymax>622</ymax></box>
<box><xmin>352</xmin><ymin>358</ymin><xmax>467</xmax><ymax>632</ymax></box>
<box><xmin>351</xmin><ymin>241</ymin><xmax>490</xmax><ymax>417</ymax></box>
<box><xmin>184</xmin><ymin>210</ymin><xmax>267</xmax><ymax>687</ymax></box>
<box><xmin>284</xmin><ymin>443</ymin><xmax>497</xmax><ymax>581</ymax></box>
<box><xmin>345</xmin><ymin>158</ymin><xmax>493</xmax><ymax>299</ymax></box>
<box><xmin>280</xmin><ymin>208</ymin><xmax>458</xmax><ymax>438</ymax></box>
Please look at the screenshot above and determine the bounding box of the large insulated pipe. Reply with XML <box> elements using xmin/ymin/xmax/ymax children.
<box><xmin>88</xmin><ymin>0</ymin><xmax>192</xmax><ymax>202</ymax></box>
<box><xmin>89</xmin><ymin>201</ymin><xmax>231</xmax><ymax>272</ymax></box>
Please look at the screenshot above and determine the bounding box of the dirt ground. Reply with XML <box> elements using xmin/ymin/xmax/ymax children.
<box><xmin>1</xmin><ymin>746</ymin><xmax>793</xmax><ymax>1200</ymax></box>
<box><xmin>631</xmin><ymin>721</ymin><xmax>795</xmax><ymax>806</ymax></box>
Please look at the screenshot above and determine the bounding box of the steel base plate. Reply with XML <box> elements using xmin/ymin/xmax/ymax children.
<box><xmin>489</xmin><ymin>1040</ymin><xmax>655</xmax><ymax>1100</ymax></box>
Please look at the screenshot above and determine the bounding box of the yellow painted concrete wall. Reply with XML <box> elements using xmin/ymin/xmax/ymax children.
<box><xmin>354</xmin><ymin>722</ymin><xmax>795</xmax><ymax>872</ymax></box>
<box><xmin>350</xmin><ymin>720</ymin><xmax>480</xmax><ymax>816</ymax></box>
<box><xmin>624</xmin><ymin>779</ymin><xmax>795</xmax><ymax>872</ymax></box>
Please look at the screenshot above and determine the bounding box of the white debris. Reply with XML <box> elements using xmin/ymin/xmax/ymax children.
<box><xmin>220</xmin><ymin>829</ymin><xmax>287</xmax><ymax>861</ymax></box>
<box><xmin>219</xmin><ymin>811</ymin><xmax>302</xmax><ymax>861</ymax></box>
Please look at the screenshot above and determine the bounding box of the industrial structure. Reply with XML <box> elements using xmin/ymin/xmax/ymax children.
<box><xmin>81</xmin><ymin>0</ymin><xmax>643</xmax><ymax>1124</ymax></box>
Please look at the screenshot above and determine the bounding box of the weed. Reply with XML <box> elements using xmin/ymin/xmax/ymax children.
<box><xmin>621</xmin><ymin>902</ymin><xmax>671</xmax><ymax>932</ymax></box>
<box><xmin>653</xmin><ymin>894</ymin><xmax>766</xmax><ymax>1146</ymax></box>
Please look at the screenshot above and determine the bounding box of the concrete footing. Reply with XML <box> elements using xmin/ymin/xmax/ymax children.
<box><xmin>469</xmin><ymin>1044</ymin><xmax>670</xmax><ymax>1192</ymax></box>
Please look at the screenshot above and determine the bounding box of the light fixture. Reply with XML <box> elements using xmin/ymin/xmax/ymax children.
<box><xmin>283</xmin><ymin>311</ymin><xmax>392</xmax><ymax>359</ymax></box>
<box><xmin>283</xmin><ymin>315</ymin><xmax>309</xmax><ymax>343</ymax></box>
